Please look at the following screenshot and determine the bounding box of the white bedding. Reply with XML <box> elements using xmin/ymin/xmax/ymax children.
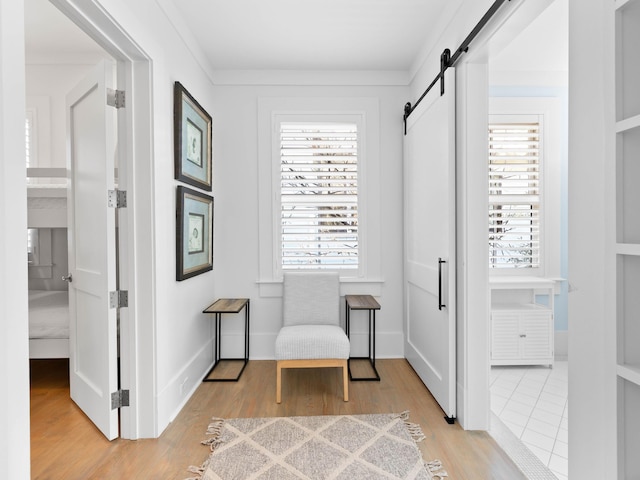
<box><xmin>28</xmin><ymin>290</ymin><xmax>69</xmax><ymax>339</ymax></box>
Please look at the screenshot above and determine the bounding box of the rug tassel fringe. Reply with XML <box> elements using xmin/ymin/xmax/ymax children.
<box><xmin>426</xmin><ymin>459</ymin><xmax>449</xmax><ymax>479</ymax></box>
<box><xmin>185</xmin><ymin>449</ymin><xmax>214</xmax><ymax>480</ymax></box>
<box><xmin>395</xmin><ymin>412</ymin><xmax>448</xmax><ymax>478</ymax></box>
<box><xmin>396</xmin><ymin>410</ymin><xmax>426</xmax><ymax>442</ymax></box>
<box><xmin>184</xmin><ymin>418</ymin><xmax>225</xmax><ymax>479</ymax></box>
<box><xmin>201</xmin><ymin>417</ymin><xmax>225</xmax><ymax>451</ymax></box>
<box><xmin>184</xmin><ymin>462</ymin><xmax>206</xmax><ymax>480</ymax></box>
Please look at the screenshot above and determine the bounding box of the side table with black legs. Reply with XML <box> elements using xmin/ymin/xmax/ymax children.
<box><xmin>345</xmin><ymin>294</ymin><xmax>381</xmax><ymax>381</ymax></box>
<box><xmin>202</xmin><ymin>298</ymin><xmax>250</xmax><ymax>382</ymax></box>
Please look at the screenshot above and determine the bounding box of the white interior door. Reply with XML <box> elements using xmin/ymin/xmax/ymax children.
<box><xmin>403</xmin><ymin>69</ymin><xmax>457</xmax><ymax>421</ymax></box>
<box><xmin>66</xmin><ymin>61</ymin><xmax>119</xmax><ymax>440</ymax></box>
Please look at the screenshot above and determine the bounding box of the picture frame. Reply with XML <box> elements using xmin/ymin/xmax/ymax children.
<box><xmin>176</xmin><ymin>185</ymin><xmax>213</xmax><ymax>281</ymax></box>
<box><xmin>174</xmin><ymin>81</ymin><xmax>212</xmax><ymax>191</ymax></box>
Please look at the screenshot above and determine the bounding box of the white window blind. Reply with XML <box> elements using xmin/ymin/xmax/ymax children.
<box><xmin>489</xmin><ymin>121</ymin><xmax>541</xmax><ymax>269</ymax></box>
<box><xmin>280</xmin><ymin>122</ymin><xmax>358</xmax><ymax>269</ymax></box>
<box><xmin>25</xmin><ymin>111</ymin><xmax>33</xmax><ymax>169</ymax></box>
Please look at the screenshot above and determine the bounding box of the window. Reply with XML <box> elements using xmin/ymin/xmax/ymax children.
<box><xmin>257</xmin><ymin>97</ymin><xmax>382</xmax><ymax>293</ymax></box>
<box><xmin>488</xmin><ymin>120</ymin><xmax>541</xmax><ymax>269</ymax></box>
<box><xmin>25</xmin><ymin>112</ymin><xmax>33</xmax><ymax>168</ymax></box>
<box><xmin>280</xmin><ymin>122</ymin><xmax>358</xmax><ymax>269</ymax></box>
<box><xmin>25</xmin><ymin>108</ymin><xmax>37</xmax><ymax>182</ymax></box>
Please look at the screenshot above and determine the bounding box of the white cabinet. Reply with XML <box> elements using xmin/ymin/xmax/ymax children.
<box><xmin>490</xmin><ymin>277</ymin><xmax>554</xmax><ymax>366</ymax></box>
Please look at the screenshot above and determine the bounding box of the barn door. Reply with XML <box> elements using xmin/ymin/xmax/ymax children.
<box><xmin>403</xmin><ymin>69</ymin><xmax>457</xmax><ymax>421</ymax></box>
<box><xmin>66</xmin><ymin>61</ymin><xmax>119</xmax><ymax>440</ymax></box>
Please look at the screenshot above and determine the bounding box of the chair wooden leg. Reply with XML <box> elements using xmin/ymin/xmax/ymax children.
<box><xmin>276</xmin><ymin>359</ymin><xmax>348</xmax><ymax>403</ymax></box>
<box><xmin>342</xmin><ymin>360</ymin><xmax>349</xmax><ymax>402</ymax></box>
<box><xmin>276</xmin><ymin>361</ymin><xmax>282</xmax><ymax>404</ymax></box>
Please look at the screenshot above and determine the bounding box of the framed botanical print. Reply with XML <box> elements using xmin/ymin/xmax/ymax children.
<box><xmin>174</xmin><ymin>81</ymin><xmax>212</xmax><ymax>191</ymax></box>
<box><xmin>176</xmin><ymin>185</ymin><xmax>213</xmax><ymax>280</ymax></box>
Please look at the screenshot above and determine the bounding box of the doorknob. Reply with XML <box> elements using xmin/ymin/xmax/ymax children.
<box><xmin>62</xmin><ymin>274</ymin><xmax>73</xmax><ymax>283</ymax></box>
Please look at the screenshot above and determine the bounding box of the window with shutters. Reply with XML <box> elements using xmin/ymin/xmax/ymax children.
<box><xmin>25</xmin><ymin>112</ymin><xmax>33</xmax><ymax>168</ymax></box>
<box><xmin>279</xmin><ymin>122</ymin><xmax>359</xmax><ymax>269</ymax></box>
<box><xmin>25</xmin><ymin>108</ymin><xmax>37</xmax><ymax>184</ymax></box>
<box><xmin>488</xmin><ymin>119</ymin><xmax>542</xmax><ymax>269</ymax></box>
<box><xmin>258</xmin><ymin>97</ymin><xmax>382</xmax><ymax>292</ymax></box>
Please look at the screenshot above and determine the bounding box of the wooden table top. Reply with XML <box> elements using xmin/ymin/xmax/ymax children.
<box><xmin>345</xmin><ymin>294</ymin><xmax>381</xmax><ymax>310</ymax></box>
<box><xmin>203</xmin><ymin>298</ymin><xmax>249</xmax><ymax>314</ymax></box>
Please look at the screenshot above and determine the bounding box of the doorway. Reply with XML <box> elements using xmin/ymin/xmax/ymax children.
<box><xmin>25</xmin><ymin>0</ymin><xmax>121</xmax><ymax>437</ymax></box>
<box><xmin>24</xmin><ymin>0</ymin><xmax>155</xmax><ymax>441</ymax></box>
<box><xmin>484</xmin><ymin>1</ymin><xmax>569</xmax><ymax>478</ymax></box>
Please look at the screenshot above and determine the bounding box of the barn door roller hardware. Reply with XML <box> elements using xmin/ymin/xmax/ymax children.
<box><xmin>403</xmin><ymin>0</ymin><xmax>512</xmax><ymax>134</ymax></box>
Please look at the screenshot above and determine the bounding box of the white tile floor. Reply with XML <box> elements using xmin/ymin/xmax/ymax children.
<box><xmin>490</xmin><ymin>361</ymin><xmax>568</xmax><ymax>480</ymax></box>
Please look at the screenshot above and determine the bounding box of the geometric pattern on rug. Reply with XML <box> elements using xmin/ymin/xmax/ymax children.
<box><xmin>187</xmin><ymin>412</ymin><xmax>448</xmax><ymax>480</ymax></box>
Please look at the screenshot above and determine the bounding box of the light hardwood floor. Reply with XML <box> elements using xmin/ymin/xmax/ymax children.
<box><xmin>30</xmin><ymin>358</ymin><xmax>526</xmax><ymax>479</ymax></box>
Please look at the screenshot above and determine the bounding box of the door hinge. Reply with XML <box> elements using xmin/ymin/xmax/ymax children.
<box><xmin>108</xmin><ymin>189</ymin><xmax>127</xmax><ymax>208</ymax></box>
<box><xmin>111</xmin><ymin>389</ymin><xmax>130</xmax><ymax>409</ymax></box>
<box><xmin>107</xmin><ymin>88</ymin><xmax>125</xmax><ymax>109</ymax></box>
<box><xmin>109</xmin><ymin>290</ymin><xmax>128</xmax><ymax>308</ymax></box>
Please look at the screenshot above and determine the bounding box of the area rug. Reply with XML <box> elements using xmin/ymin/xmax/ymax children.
<box><xmin>187</xmin><ymin>411</ymin><xmax>447</xmax><ymax>480</ymax></box>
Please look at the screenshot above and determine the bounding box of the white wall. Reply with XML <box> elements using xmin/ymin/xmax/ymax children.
<box><xmin>0</xmin><ymin>0</ymin><xmax>31</xmax><ymax>477</ymax></box>
<box><xmin>25</xmin><ymin>64</ymin><xmax>96</xmax><ymax>168</ymax></box>
<box><xmin>489</xmin><ymin>0</ymin><xmax>568</xmax><ymax>87</ymax></box>
<box><xmin>568</xmin><ymin>0</ymin><xmax>614</xmax><ymax>477</ymax></box>
<box><xmin>211</xmin><ymin>83</ymin><xmax>408</xmax><ymax>360</ymax></box>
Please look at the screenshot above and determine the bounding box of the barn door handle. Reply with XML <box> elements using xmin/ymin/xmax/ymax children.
<box><xmin>438</xmin><ymin>258</ymin><xmax>446</xmax><ymax>311</ymax></box>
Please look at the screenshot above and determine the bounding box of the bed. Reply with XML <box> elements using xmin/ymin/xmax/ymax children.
<box><xmin>29</xmin><ymin>290</ymin><xmax>70</xmax><ymax>358</ymax></box>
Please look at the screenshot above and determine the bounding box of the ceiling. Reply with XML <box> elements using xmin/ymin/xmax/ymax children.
<box><xmin>24</xmin><ymin>0</ymin><xmax>105</xmax><ymax>60</ymax></box>
<box><xmin>24</xmin><ymin>0</ymin><xmax>567</xmax><ymax>75</ymax></box>
<box><xmin>168</xmin><ymin>0</ymin><xmax>450</xmax><ymax>71</ymax></box>
<box><xmin>24</xmin><ymin>0</ymin><xmax>450</xmax><ymax>72</ymax></box>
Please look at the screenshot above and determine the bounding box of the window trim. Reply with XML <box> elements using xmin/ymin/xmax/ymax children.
<box><xmin>257</xmin><ymin>97</ymin><xmax>382</xmax><ymax>296</ymax></box>
<box><xmin>488</xmin><ymin>97</ymin><xmax>562</xmax><ymax>279</ymax></box>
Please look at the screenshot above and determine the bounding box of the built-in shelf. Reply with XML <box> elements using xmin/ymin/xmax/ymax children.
<box><xmin>616</xmin><ymin>0</ymin><xmax>640</xmax><ymax>120</ymax></box>
<box><xmin>616</xmin><ymin>244</ymin><xmax>640</xmax><ymax>256</ymax></box>
<box><xmin>618</xmin><ymin>255</ymin><xmax>640</xmax><ymax>372</ymax></box>
<box><xmin>615</xmin><ymin>114</ymin><xmax>640</xmax><ymax>133</ymax></box>
<box><xmin>614</xmin><ymin>0</ymin><xmax>640</xmax><ymax>476</ymax></box>
<box><xmin>616</xmin><ymin>0</ymin><xmax>634</xmax><ymax>10</ymax></box>
<box><xmin>619</xmin><ymin>378</ymin><xmax>640</xmax><ymax>478</ymax></box>
<box><xmin>616</xmin><ymin>126</ymin><xmax>640</xmax><ymax>244</ymax></box>
<box><xmin>617</xmin><ymin>364</ymin><xmax>640</xmax><ymax>385</ymax></box>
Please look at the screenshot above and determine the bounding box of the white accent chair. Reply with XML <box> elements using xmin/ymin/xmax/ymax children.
<box><xmin>275</xmin><ymin>271</ymin><xmax>350</xmax><ymax>403</ymax></box>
